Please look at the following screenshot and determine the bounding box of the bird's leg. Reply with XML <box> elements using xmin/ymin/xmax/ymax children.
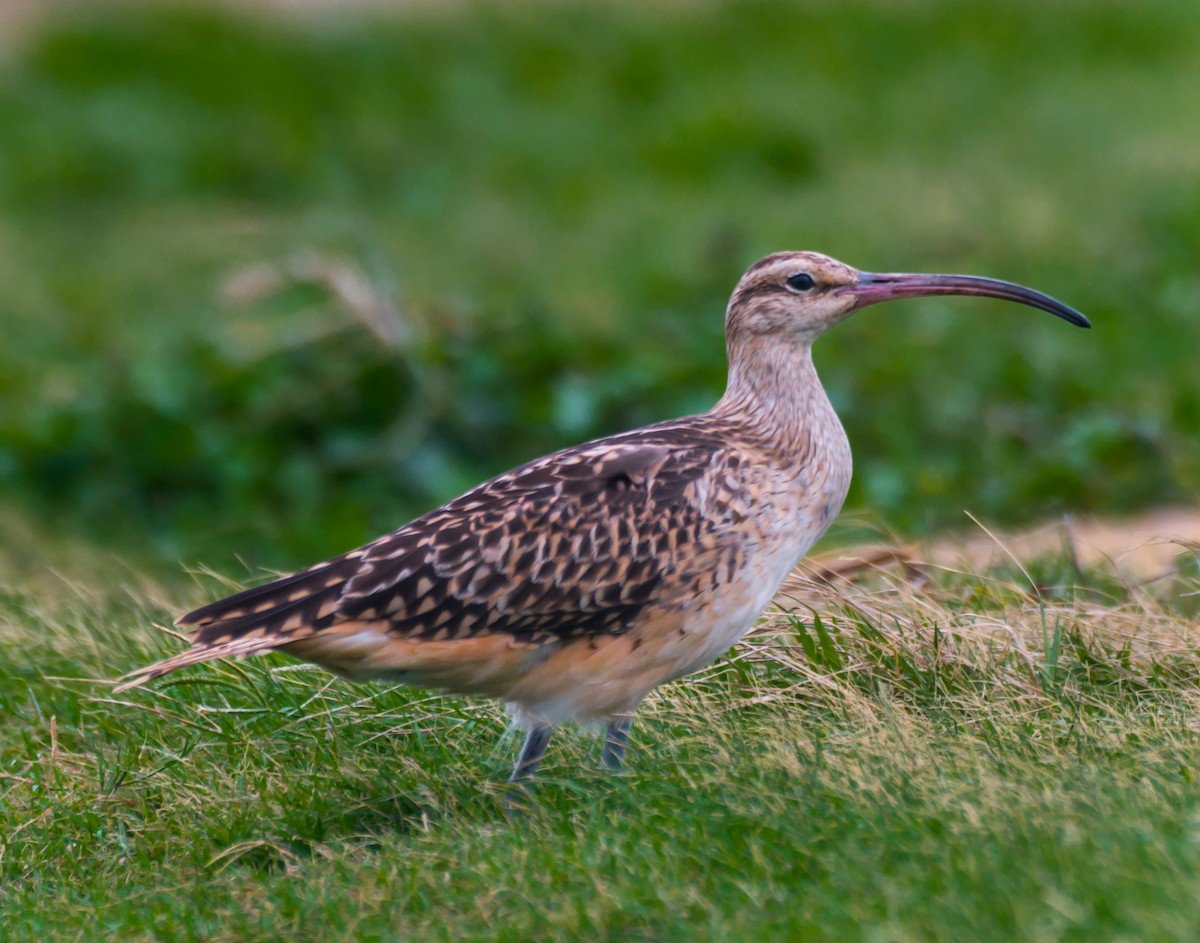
<box><xmin>601</xmin><ymin>714</ymin><xmax>634</xmax><ymax>772</ymax></box>
<box><xmin>504</xmin><ymin>723</ymin><xmax>553</xmax><ymax>817</ymax></box>
<box><xmin>510</xmin><ymin>723</ymin><xmax>553</xmax><ymax>781</ymax></box>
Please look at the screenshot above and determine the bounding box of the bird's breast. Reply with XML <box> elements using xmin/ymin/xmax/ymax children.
<box><xmin>651</xmin><ymin>437</ymin><xmax>852</xmax><ymax>677</ymax></box>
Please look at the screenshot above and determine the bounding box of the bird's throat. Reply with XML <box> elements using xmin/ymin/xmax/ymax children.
<box><xmin>712</xmin><ymin>339</ymin><xmax>835</xmax><ymax>461</ymax></box>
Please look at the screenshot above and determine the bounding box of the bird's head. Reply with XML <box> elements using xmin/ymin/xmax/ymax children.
<box><xmin>726</xmin><ymin>251</ymin><xmax>1090</xmax><ymax>345</ymax></box>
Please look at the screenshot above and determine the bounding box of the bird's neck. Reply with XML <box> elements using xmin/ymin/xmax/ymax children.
<box><xmin>711</xmin><ymin>335</ymin><xmax>834</xmax><ymax>455</ymax></box>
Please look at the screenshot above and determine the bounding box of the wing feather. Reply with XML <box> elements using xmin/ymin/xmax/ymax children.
<box><xmin>120</xmin><ymin>420</ymin><xmax>749</xmax><ymax>687</ymax></box>
<box><xmin>337</xmin><ymin>437</ymin><xmax>727</xmax><ymax>642</ymax></box>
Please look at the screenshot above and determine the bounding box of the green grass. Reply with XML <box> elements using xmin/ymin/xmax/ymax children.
<box><xmin>0</xmin><ymin>0</ymin><xmax>1198</xmax><ymax>569</ymax></box>
<box><xmin>3</xmin><ymin>544</ymin><xmax>1200</xmax><ymax>941</ymax></box>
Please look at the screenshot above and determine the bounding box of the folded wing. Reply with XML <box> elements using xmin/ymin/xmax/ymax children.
<box><xmin>116</xmin><ymin>430</ymin><xmax>739</xmax><ymax>691</ymax></box>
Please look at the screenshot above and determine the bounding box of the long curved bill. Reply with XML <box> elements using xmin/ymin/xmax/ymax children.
<box><xmin>845</xmin><ymin>272</ymin><xmax>1091</xmax><ymax>328</ymax></box>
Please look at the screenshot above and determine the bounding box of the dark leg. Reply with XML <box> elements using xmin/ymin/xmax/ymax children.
<box><xmin>504</xmin><ymin>723</ymin><xmax>553</xmax><ymax>817</ymax></box>
<box><xmin>601</xmin><ymin>715</ymin><xmax>634</xmax><ymax>772</ymax></box>
<box><xmin>510</xmin><ymin>723</ymin><xmax>553</xmax><ymax>782</ymax></box>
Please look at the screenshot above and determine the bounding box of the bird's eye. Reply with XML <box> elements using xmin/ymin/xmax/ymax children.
<box><xmin>787</xmin><ymin>272</ymin><xmax>816</xmax><ymax>292</ymax></box>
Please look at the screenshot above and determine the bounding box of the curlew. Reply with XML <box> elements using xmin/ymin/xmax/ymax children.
<box><xmin>117</xmin><ymin>251</ymin><xmax>1089</xmax><ymax>789</ymax></box>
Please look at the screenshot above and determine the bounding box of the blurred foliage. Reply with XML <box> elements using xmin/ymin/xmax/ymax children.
<box><xmin>0</xmin><ymin>0</ymin><xmax>1197</xmax><ymax>569</ymax></box>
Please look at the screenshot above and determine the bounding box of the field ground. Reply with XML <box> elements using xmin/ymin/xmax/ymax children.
<box><xmin>2</xmin><ymin>514</ymin><xmax>1199</xmax><ymax>941</ymax></box>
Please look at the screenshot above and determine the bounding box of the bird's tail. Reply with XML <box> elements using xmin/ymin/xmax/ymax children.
<box><xmin>114</xmin><ymin>552</ymin><xmax>363</xmax><ymax>692</ymax></box>
<box><xmin>113</xmin><ymin>633</ymin><xmax>289</xmax><ymax>692</ymax></box>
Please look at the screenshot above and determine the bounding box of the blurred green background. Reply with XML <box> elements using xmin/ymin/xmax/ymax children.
<box><xmin>0</xmin><ymin>0</ymin><xmax>1197</xmax><ymax>573</ymax></box>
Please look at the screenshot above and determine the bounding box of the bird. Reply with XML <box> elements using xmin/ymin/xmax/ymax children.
<box><xmin>117</xmin><ymin>251</ymin><xmax>1089</xmax><ymax>790</ymax></box>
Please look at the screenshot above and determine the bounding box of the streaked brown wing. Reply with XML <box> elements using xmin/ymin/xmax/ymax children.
<box><xmin>334</xmin><ymin>438</ymin><xmax>725</xmax><ymax>643</ymax></box>
<box><xmin>175</xmin><ymin>432</ymin><xmax>735</xmax><ymax>653</ymax></box>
